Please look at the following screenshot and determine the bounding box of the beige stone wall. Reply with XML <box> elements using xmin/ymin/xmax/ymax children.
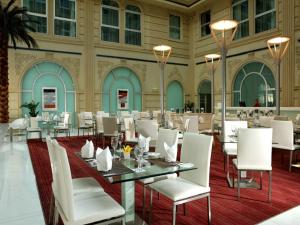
<box><xmin>191</xmin><ymin>0</ymin><xmax>300</xmax><ymax>108</ymax></box>
<box><xmin>7</xmin><ymin>0</ymin><xmax>190</xmax><ymax>119</ymax></box>
<box><xmin>6</xmin><ymin>0</ymin><xmax>300</xmax><ymax>120</ymax></box>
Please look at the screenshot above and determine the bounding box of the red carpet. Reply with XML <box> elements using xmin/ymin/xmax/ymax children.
<box><xmin>27</xmin><ymin>136</ymin><xmax>300</xmax><ymax>225</ymax></box>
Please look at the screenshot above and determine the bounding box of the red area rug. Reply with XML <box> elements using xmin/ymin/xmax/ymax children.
<box><xmin>27</xmin><ymin>136</ymin><xmax>300</xmax><ymax>225</ymax></box>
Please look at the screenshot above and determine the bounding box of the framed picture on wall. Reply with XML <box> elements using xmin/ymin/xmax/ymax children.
<box><xmin>117</xmin><ymin>89</ymin><xmax>129</xmax><ymax>109</ymax></box>
<box><xmin>42</xmin><ymin>87</ymin><xmax>57</xmax><ymax>111</ymax></box>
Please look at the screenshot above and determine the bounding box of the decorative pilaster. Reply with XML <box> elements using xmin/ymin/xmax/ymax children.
<box><xmin>281</xmin><ymin>0</ymin><xmax>295</xmax><ymax>106</ymax></box>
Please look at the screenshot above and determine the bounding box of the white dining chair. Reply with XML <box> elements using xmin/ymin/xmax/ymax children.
<box><xmin>123</xmin><ymin>117</ymin><xmax>138</xmax><ymax>143</ymax></box>
<box><xmin>233</xmin><ymin>128</ymin><xmax>273</xmax><ymax>202</ymax></box>
<box><xmin>135</xmin><ymin>119</ymin><xmax>158</xmax><ymax>147</ymax></box>
<box><xmin>259</xmin><ymin>116</ymin><xmax>274</xmax><ymax>127</ymax></box>
<box><xmin>271</xmin><ymin>120</ymin><xmax>300</xmax><ymax>172</ymax></box>
<box><xmin>223</xmin><ymin>120</ymin><xmax>248</xmax><ymax>176</ymax></box>
<box><xmin>149</xmin><ymin>133</ymin><xmax>213</xmax><ymax>225</ymax></box>
<box><xmin>53</xmin><ymin>112</ymin><xmax>70</xmax><ymax>137</ymax></box>
<box><xmin>77</xmin><ymin>112</ymin><xmax>94</xmax><ymax>136</ymax></box>
<box><xmin>138</xmin><ymin>128</ymin><xmax>179</xmax><ymax>218</ymax></box>
<box><xmin>183</xmin><ymin>116</ymin><xmax>198</xmax><ymax>133</ymax></box>
<box><xmin>102</xmin><ymin>117</ymin><xmax>118</xmax><ymax>147</ymax></box>
<box><xmin>46</xmin><ymin>137</ymin><xmax>105</xmax><ymax>224</ymax></box>
<box><xmin>52</xmin><ymin>141</ymin><xmax>125</xmax><ymax>225</ymax></box>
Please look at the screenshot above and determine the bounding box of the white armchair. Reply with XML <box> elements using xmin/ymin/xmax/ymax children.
<box><xmin>135</xmin><ymin>119</ymin><xmax>158</xmax><ymax>147</ymax></box>
<box><xmin>233</xmin><ymin>128</ymin><xmax>273</xmax><ymax>201</ymax></box>
<box><xmin>123</xmin><ymin>117</ymin><xmax>137</xmax><ymax>143</ymax></box>
<box><xmin>149</xmin><ymin>133</ymin><xmax>213</xmax><ymax>225</ymax></box>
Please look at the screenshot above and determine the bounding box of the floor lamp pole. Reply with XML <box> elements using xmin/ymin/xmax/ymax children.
<box><xmin>267</xmin><ymin>36</ymin><xmax>290</xmax><ymax>116</ymax></box>
<box><xmin>153</xmin><ymin>45</ymin><xmax>172</xmax><ymax>127</ymax></box>
<box><xmin>160</xmin><ymin>63</ymin><xmax>165</xmax><ymax>126</ymax></box>
<box><xmin>210</xmin><ymin>20</ymin><xmax>238</xmax><ymax>135</ymax></box>
<box><xmin>276</xmin><ymin>62</ymin><xmax>280</xmax><ymax>115</ymax></box>
<box><xmin>221</xmin><ymin>45</ymin><xmax>227</xmax><ymax>135</ymax></box>
<box><xmin>211</xmin><ymin>66</ymin><xmax>215</xmax><ymax>114</ymax></box>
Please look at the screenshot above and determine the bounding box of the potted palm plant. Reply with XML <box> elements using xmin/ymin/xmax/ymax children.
<box><xmin>20</xmin><ymin>101</ymin><xmax>39</xmax><ymax>128</ymax></box>
<box><xmin>0</xmin><ymin>0</ymin><xmax>37</xmax><ymax>123</ymax></box>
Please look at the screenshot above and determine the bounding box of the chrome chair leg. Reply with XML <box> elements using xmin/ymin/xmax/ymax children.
<box><xmin>237</xmin><ymin>170</ymin><xmax>241</xmax><ymax>201</ymax></box>
<box><xmin>172</xmin><ymin>203</ymin><xmax>176</xmax><ymax>225</ymax></box>
<box><xmin>260</xmin><ymin>172</ymin><xmax>263</xmax><ymax>190</ymax></box>
<box><xmin>269</xmin><ymin>170</ymin><xmax>272</xmax><ymax>202</ymax></box>
<box><xmin>207</xmin><ymin>194</ymin><xmax>211</xmax><ymax>225</ymax></box>
<box><xmin>289</xmin><ymin>151</ymin><xmax>293</xmax><ymax>172</ymax></box>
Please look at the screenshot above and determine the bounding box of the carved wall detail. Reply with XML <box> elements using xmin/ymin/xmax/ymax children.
<box><xmin>168</xmin><ymin>66</ymin><xmax>183</xmax><ymax>83</ymax></box>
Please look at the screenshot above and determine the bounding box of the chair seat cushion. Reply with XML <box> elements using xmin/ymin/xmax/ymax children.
<box><xmin>140</xmin><ymin>173</ymin><xmax>177</xmax><ymax>184</ymax></box>
<box><xmin>149</xmin><ymin>177</ymin><xmax>210</xmax><ymax>201</ymax></box>
<box><xmin>73</xmin><ymin>192</ymin><xmax>125</xmax><ymax>224</ymax></box>
<box><xmin>54</xmin><ymin>126</ymin><xmax>69</xmax><ymax>130</ymax></box>
<box><xmin>232</xmin><ymin>159</ymin><xmax>272</xmax><ymax>171</ymax></box>
<box><xmin>224</xmin><ymin>146</ymin><xmax>237</xmax><ymax>156</ymax></box>
<box><xmin>73</xmin><ymin>177</ymin><xmax>104</xmax><ymax>194</ymax></box>
<box><xmin>27</xmin><ymin>127</ymin><xmax>42</xmax><ymax>132</ymax></box>
<box><xmin>272</xmin><ymin>144</ymin><xmax>300</xmax><ymax>151</ymax></box>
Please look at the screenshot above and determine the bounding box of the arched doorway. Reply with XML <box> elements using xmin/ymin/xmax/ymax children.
<box><xmin>233</xmin><ymin>61</ymin><xmax>275</xmax><ymax>107</ymax></box>
<box><xmin>198</xmin><ymin>80</ymin><xmax>212</xmax><ymax>113</ymax></box>
<box><xmin>21</xmin><ymin>61</ymin><xmax>76</xmax><ymax>124</ymax></box>
<box><xmin>102</xmin><ymin>67</ymin><xmax>142</xmax><ymax>112</ymax></box>
<box><xmin>166</xmin><ymin>80</ymin><xmax>184</xmax><ymax>111</ymax></box>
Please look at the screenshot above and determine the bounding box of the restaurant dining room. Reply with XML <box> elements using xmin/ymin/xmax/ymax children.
<box><xmin>1</xmin><ymin>0</ymin><xmax>300</xmax><ymax>224</ymax></box>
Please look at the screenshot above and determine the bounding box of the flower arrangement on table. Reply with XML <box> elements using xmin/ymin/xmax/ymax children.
<box><xmin>122</xmin><ymin>145</ymin><xmax>132</xmax><ymax>159</ymax></box>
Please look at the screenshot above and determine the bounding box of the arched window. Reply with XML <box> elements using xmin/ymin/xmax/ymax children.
<box><xmin>166</xmin><ymin>80</ymin><xmax>184</xmax><ymax>111</ymax></box>
<box><xmin>125</xmin><ymin>4</ymin><xmax>141</xmax><ymax>45</ymax></box>
<box><xmin>198</xmin><ymin>80</ymin><xmax>212</xmax><ymax>112</ymax></box>
<box><xmin>233</xmin><ymin>61</ymin><xmax>275</xmax><ymax>107</ymax></box>
<box><xmin>101</xmin><ymin>0</ymin><xmax>119</xmax><ymax>42</ymax></box>
<box><xmin>21</xmin><ymin>61</ymin><xmax>76</xmax><ymax>124</ymax></box>
<box><xmin>102</xmin><ymin>67</ymin><xmax>142</xmax><ymax>112</ymax></box>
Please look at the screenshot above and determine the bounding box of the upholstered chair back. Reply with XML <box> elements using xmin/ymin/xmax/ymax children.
<box><xmin>155</xmin><ymin>128</ymin><xmax>179</xmax><ymax>158</ymax></box>
<box><xmin>180</xmin><ymin>133</ymin><xmax>213</xmax><ymax>187</ymax></box>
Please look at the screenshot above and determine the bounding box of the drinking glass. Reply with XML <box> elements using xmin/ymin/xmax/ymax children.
<box><xmin>111</xmin><ymin>137</ymin><xmax>118</xmax><ymax>159</ymax></box>
<box><xmin>134</xmin><ymin>146</ymin><xmax>144</xmax><ymax>172</ymax></box>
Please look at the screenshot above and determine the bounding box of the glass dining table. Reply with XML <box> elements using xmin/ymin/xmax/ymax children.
<box><xmin>75</xmin><ymin>152</ymin><xmax>196</xmax><ymax>224</ymax></box>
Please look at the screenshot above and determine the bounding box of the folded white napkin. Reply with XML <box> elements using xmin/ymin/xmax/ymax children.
<box><xmin>138</xmin><ymin>134</ymin><xmax>151</xmax><ymax>152</ymax></box>
<box><xmin>164</xmin><ymin>142</ymin><xmax>177</xmax><ymax>162</ymax></box>
<box><xmin>81</xmin><ymin>140</ymin><xmax>94</xmax><ymax>158</ymax></box>
<box><xmin>96</xmin><ymin>147</ymin><xmax>112</xmax><ymax>171</ymax></box>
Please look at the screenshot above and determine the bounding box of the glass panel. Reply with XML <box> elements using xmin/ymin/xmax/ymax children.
<box><xmin>126</xmin><ymin>5</ymin><xmax>140</xmax><ymax>12</ymax></box>
<box><xmin>233</xmin><ymin>1</ymin><xmax>248</xmax><ymax>21</ymax></box>
<box><xmin>169</xmin><ymin>15</ymin><xmax>180</xmax><ymax>39</ymax></box>
<box><xmin>267</xmin><ymin>90</ymin><xmax>276</xmax><ymax>107</ymax></box>
<box><xmin>28</xmin><ymin>15</ymin><xmax>47</xmax><ymax>33</ymax></box>
<box><xmin>125</xmin><ymin>31</ymin><xmax>141</xmax><ymax>45</ymax></box>
<box><xmin>241</xmin><ymin>74</ymin><xmax>266</xmax><ymax>107</ymax></box>
<box><xmin>201</xmin><ymin>11</ymin><xmax>210</xmax><ymax>25</ymax></box>
<box><xmin>23</xmin><ymin>0</ymin><xmax>46</xmax><ymax>14</ymax></box>
<box><xmin>201</xmin><ymin>25</ymin><xmax>211</xmax><ymax>37</ymax></box>
<box><xmin>54</xmin><ymin>19</ymin><xmax>76</xmax><ymax>37</ymax></box>
<box><xmin>102</xmin><ymin>7</ymin><xmax>119</xmax><ymax>27</ymax></box>
<box><xmin>262</xmin><ymin>66</ymin><xmax>275</xmax><ymax>87</ymax></box>
<box><xmin>169</xmin><ymin>15</ymin><xmax>180</xmax><ymax>27</ymax></box>
<box><xmin>125</xmin><ymin>12</ymin><xmax>140</xmax><ymax>30</ymax></box>
<box><xmin>233</xmin><ymin>71</ymin><xmax>245</xmax><ymax>90</ymax></box>
<box><xmin>102</xmin><ymin>0</ymin><xmax>118</xmax><ymax>8</ymax></box>
<box><xmin>170</xmin><ymin>27</ymin><xmax>180</xmax><ymax>39</ymax></box>
<box><xmin>255</xmin><ymin>11</ymin><xmax>276</xmax><ymax>33</ymax></box>
<box><xmin>256</xmin><ymin>0</ymin><xmax>275</xmax><ymax>15</ymax></box>
<box><xmin>234</xmin><ymin>21</ymin><xmax>249</xmax><ymax>39</ymax></box>
<box><xmin>243</xmin><ymin>62</ymin><xmax>263</xmax><ymax>74</ymax></box>
<box><xmin>233</xmin><ymin>92</ymin><xmax>240</xmax><ymax>107</ymax></box>
<box><xmin>55</xmin><ymin>0</ymin><xmax>75</xmax><ymax>19</ymax></box>
<box><xmin>101</xmin><ymin>27</ymin><xmax>119</xmax><ymax>42</ymax></box>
